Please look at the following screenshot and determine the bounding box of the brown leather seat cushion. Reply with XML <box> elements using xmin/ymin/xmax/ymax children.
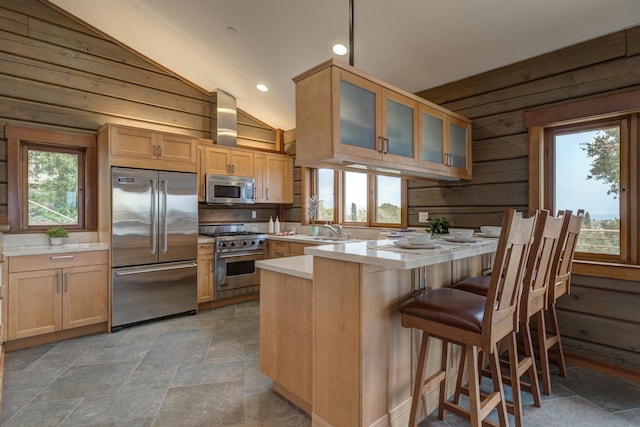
<box><xmin>399</xmin><ymin>288</ymin><xmax>486</xmax><ymax>333</ymax></box>
<box><xmin>452</xmin><ymin>275</ymin><xmax>490</xmax><ymax>296</ymax></box>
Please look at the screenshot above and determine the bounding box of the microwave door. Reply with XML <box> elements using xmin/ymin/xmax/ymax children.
<box><xmin>111</xmin><ymin>167</ymin><xmax>159</xmax><ymax>267</ymax></box>
<box><xmin>158</xmin><ymin>171</ymin><xmax>198</xmax><ymax>264</ymax></box>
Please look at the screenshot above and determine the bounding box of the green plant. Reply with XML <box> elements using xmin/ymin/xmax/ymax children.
<box><xmin>425</xmin><ymin>217</ymin><xmax>450</xmax><ymax>234</ymax></box>
<box><xmin>307</xmin><ymin>195</ymin><xmax>321</xmax><ymax>225</ymax></box>
<box><xmin>45</xmin><ymin>227</ymin><xmax>69</xmax><ymax>238</ymax></box>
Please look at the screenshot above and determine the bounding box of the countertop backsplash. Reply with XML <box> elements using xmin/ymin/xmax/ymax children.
<box><xmin>3</xmin><ymin>231</ymin><xmax>99</xmax><ymax>249</ymax></box>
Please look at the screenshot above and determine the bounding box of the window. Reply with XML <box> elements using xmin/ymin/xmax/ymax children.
<box><xmin>7</xmin><ymin>125</ymin><xmax>97</xmax><ymax>233</ymax></box>
<box><xmin>310</xmin><ymin>168</ymin><xmax>405</xmax><ymax>227</ymax></box>
<box><xmin>547</xmin><ymin>121</ymin><xmax>625</xmax><ymax>260</ymax></box>
<box><xmin>526</xmin><ymin>90</ymin><xmax>640</xmax><ymax>266</ymax></box>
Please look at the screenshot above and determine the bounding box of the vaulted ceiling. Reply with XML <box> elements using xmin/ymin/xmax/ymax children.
<box><xmin>49</xmin><ymin>0</ymin><xmax>640</xmax><ymax>130</ymax></box>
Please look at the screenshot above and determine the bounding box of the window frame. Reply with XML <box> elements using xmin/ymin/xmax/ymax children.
<box><xmin>526</xmin><ymin>89</ymin><xmax>640</xmax><ymax>273</ymax></box>
<box><xmin>307</xmin><ymin>167</ymin><xmax>407</xmax><ymax>228</ymax></box>
<box><xmin>6</xmin><ymin>125</ymin><xmax>98</xmax><ymax>233</ymax></box>
<box><xmin>543</xmin><ymin>118</ymin><xmax>629</xmax><ymax>263</ymax></box>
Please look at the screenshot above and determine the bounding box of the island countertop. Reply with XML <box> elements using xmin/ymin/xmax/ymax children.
<box><xmin>256</xmin><ymin>255</ymin><xmax>313</xmax><ymax>280</ymax></box>
<box><xmin>303</xmin><ymin>238</ymin><xmax>498</xmax><ymax>270</ymax></box>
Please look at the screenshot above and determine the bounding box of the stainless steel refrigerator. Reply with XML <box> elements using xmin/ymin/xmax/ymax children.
<box><xmin>111</xmin><ymin>167</ymin><xmax>198</xmax><ymax>331</ymax></box>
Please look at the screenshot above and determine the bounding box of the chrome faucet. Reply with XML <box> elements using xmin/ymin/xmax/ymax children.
<box><xmin>323</xmin><ymin>223</ymin><xmax>343</xmax><ymax>238</ymax></box>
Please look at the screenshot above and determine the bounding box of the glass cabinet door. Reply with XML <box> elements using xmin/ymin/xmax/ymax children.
<box><xmin>338</xmin><ymin>71</ymin><xmax>380</xmax><ymax>158</ymax></box>
<box><xmin>449</xmin><ymin>120</ymin><xmax>469</xmax><ymax>170</ymax></box>
<box><xmin>382</xmin><ymin>89</ymin><xmax>417</xmax><ymax>165</ymax></box>
<box><xmin>419</xmin><ymin>105</ymin><xmax>447</xmax><ymax>172</ymax></box>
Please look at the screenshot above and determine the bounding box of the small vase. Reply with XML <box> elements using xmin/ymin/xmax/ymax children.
<box><xmin>308</xmin><ymin>225</ymin><xmax>319</xmax><ymax>236</ymax></box>
<box><xmin>49</xmin><ymin>237</ymin><xmax>64</xmax><ymax>246</ymax></box>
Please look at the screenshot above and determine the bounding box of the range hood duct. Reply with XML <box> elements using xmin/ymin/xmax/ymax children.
<box><xmin>212</xmin><ymin>89</ymin><xmax>237</xmax><ymax>147</ymax></box>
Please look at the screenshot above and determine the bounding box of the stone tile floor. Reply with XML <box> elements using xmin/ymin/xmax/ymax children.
<box><xmin>2</xmin><ymin>299</ymin><xmax>639</xmax><ymax>426</ymax></box>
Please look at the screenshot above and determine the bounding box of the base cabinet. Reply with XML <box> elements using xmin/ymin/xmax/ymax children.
<box><xmin>197</xmin><ymin>243</ymin><xmax>215</xmax><ymax>303</ymax></box>
<box><xmin>7</xmin><ymin>251</ymin><xmax>108</xmax><ymax>341</ymax></box>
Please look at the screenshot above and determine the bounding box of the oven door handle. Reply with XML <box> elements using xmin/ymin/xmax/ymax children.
<box><xmin>217</xmin><ymin>251</ymin><xmax>265</xmax><ymax>259</ymax></box>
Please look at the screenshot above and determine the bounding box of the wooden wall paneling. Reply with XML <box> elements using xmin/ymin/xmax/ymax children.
<box><xmin>562</xmin><ymin>336</ymin><xmax>640</xmax><ymax>372</ymax></box>
<box><xmin>556</xmin><ymin>309</ymin><xmax>639</xmax><ymax>353</ymax></box>
<box><xmin>453</xmin><ymin>157</ymin><xmax>528</xmax><ymax>186</ymax></box>
<box><xmin>4</xmin><ymin>0</ymin><xmax>94</xmax><ymax>34</ymax></box>
<box><xmin>0</xmin><ymin>6</ymin><xmax>26</xmax><ymax>34</ymax></box>
<box><xmin>472</xmin><ymin>134</ymin><xmax>529</xmax><ymax>163</ymax></box>
<box><xmin>0</xmin><ymin>74</ymin><xmax>209</xmax><ymax>131</ymax></box>
<box><xmin>27</xmin><ymin>17</ymin><xmax>166</xmax><ymax>74</ymax></box>
<box><xmin>445</xmin><ymin>55</ymin><xmax>640</xmax><ymax>119</ymax></box>
<box><xmin>0</xmin><ymin>29</ymin><xmax>207</xmax><ymax>99</ymax></box>
<box><xmin>408</xmin><ymin>182</ymin><xmax>528</xmax><ymax>207</ymax></box>
<box><xmin>0</xmin><ymin>52</ymin><xmax>209</xmax><ymax>117</ymax></box>
<box><xmin>416</xmin><ymin>31</ymin><xmax>627</xmax><ymax>104</ymax></box>
<box><xmin>471</xmin><ymin>110</ymin><xmax>527</xmax><ymax>141</ymax></box>
<box><xmin>556</xmin><ymin>285</ymin><xmax>640</xmax><ymax>323</ymax></box>
<box><xmin>627</xmin><ymin>26</ymin><xmax>640</xmax><ymax>57</ymax></box>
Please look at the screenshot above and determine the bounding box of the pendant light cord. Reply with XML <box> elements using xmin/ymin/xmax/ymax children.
<box><xmin>349</xmin><ymin>0</ymin><xmax>354</xmax><ymax>66</ymax></box>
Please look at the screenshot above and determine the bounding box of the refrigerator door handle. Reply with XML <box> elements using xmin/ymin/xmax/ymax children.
<box><xmin>115</xmin><ymin>263</ymin><xmax>197</xmax><ymax>276</ymax></box>
<box><xmin>150</xmin><ymin>179</ymin><xmax>157</xmax><ymax>255</ymax></box>
<box><xmin>161</xmin><ymin>179</ymin><xmax>168</xmax><ymax>254</ymax></box>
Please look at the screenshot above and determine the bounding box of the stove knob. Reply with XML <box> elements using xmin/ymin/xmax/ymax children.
<box><xmin>221</xmin><ymin>242</ymin><xmax>227</xmax><ymax>248</ymax></box>
<box><xmin>230</xmin><ymin>242</ymin><xmax>236</xmax><ymax>247</ymax></box>
<box><xmin>251</xmin><ymin>240</ymin><xmax>256</xmax><ymax>245</ymax></box>
<box><xmin>242</xmin><ymin>240</ymin><xmax>248</xmax><ymax>246</ymax></box>
<box><xmin>259</xmin><ymin>239</ymin><xmax>265</xmax><ymax>245</ymax></box>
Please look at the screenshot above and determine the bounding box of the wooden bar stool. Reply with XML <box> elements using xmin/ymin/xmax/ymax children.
<box><xmin>539</xmin><ymin>209</ymin><xmax>584</xmax><ymax>395</ymax></box>
<box><xmin>399</xmin><ymin>209</ymin><xmax>536</xmax><ymax>427</ymax></box>
<box><xmin>451</xmin><ymin>210</ymin><xmax>567</xmax><ymax>427</ymax></box>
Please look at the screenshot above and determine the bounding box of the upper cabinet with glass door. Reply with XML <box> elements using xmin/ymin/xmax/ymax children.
<box><xmin>419</xmin><ymin>105</ymin><xmax>472</xmax><ymax>179</ymax></box>
<box><xmin>294</xmin><ymin>59</ymin><xmax>470</xmax><ymax>180</ymax></box>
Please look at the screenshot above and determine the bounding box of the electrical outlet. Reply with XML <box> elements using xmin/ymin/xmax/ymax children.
<box><xmin>418</xmin><ymin>212</ymin><xmax>429</xmax><ymax>223</ymax></box>
<box><xmin>251</xmin><ymin>210</ymin><xmax>257</xmax><ymax>219</ymax></box>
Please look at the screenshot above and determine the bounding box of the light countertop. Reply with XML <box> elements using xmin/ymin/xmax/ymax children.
<box><xmin>304</xmin><ymin>238</ymin><xmax>498</xmax><ymax>270</ymax></box>
<box><xmin>257</xmin><ymin>255</ymin><xmax>313</xmax><ymax>280</ymax></box>
<box><xmin>198</xmin><ymin>236</ymin><xmax>216</xmax><ymax>244</ymax></box>
<box><xmin>3</xmin><ymin>242</ymin><xmax>109</xmax><ymax>257</ymax></box>
<box><xmin>266</xmin><ymin>234</ymin><xmax>363</xmax><ymax>244</ymax></box>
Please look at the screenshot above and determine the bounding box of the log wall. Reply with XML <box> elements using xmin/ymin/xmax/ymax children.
<box><xmin>0</xmin><ymin>0</ymin><xmax>284</xmax><ymax>224</ymax></box>
<box><xmin>414</xmin><ymin>25</ymin><xmax>640</xmax><ymax>371</ymax></box>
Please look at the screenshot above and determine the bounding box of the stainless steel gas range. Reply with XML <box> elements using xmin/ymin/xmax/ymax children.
<box><xmin>198</xmin><ymin>223</ymin><xmax>266</xmax><ymax>300</ymax></box>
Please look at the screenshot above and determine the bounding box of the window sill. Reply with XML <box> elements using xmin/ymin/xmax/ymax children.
<box><xmin>572</xmin><ymin>260</ymin><xmax>640</xmax><ymax>280</ymax></box>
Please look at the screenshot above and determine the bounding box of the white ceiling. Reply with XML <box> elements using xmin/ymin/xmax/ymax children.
<box><xmin>49</xmin><ymin>0</ymin><xmax>640</xmax><ymax>131</ymax></box>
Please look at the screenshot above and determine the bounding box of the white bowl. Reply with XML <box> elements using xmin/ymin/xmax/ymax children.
<box><xmin>449</xmin><ymin>228</ymin><xmax>474</xmax><ymax>239</ymax></box>
<box><xmin>480</xmin><ymin>226</ymin><xmax>502</xmax><ymax>236</ymax></box>
<box><xmin>406</xmin><ymin>233</ymin><xmax>432</xmax><ymax>244</ymax></box>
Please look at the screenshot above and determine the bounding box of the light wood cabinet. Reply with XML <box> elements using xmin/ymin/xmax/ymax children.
<box><xmin>100</xmin><ymin>124</ymin><xmax>197</xmax><ymax>173</ymax></box>
<box><xmin>203</xmin><ymin>145</ymin><xmax>253</xmax><ymax>177</ymax></box>
<box><xmin>197</xmin><ymin>243</ymin><xmax>215</xmax><ymax>303</ymax></box>
<box><xmin>7</xmin><ymin>251</ymin><xmax>108</xmax><ymax>341</ymax></box>
<box><xmin>267</xmin><ymin>240</ymin><xmax>314</xmax><ymax>258</ymax></box>
<box><xmin>418</xmin><ymin>105</ymin><xmax>472</xmax><ymax>180</ymax></box>
<box><xmin>254</xmin><ymin>153</ymin><xmax>294</xmax><ymax>204</ymax></box>
<box><xmin>294</xmin><ymin>59</ymin><xmax>471</xmax><ymax>181</ymax></box>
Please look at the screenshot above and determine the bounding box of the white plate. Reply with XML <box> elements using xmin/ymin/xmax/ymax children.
<box><xmin>393</xmin><ymin>240</ymin><xmax>439</xmax><ymax>249</ymax></box>
<box><xmin>475</xmin><ymin>232</ymin><xmax>500</xmax><ymax>238</ymax></box>
<box><xmin>441</xmin><ymin>236</ymin><xmax>480</xmax><ymax>243</ymax></box>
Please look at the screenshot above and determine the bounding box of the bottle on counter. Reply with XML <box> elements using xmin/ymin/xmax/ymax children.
<box><xmin>275</xmin><ymin>216</ymin><xmax>280</xmax><ymax>233</ymax></box>
<box><xmin>268</xmin><ymin>216</ymin><xmax>274</xmax><ymax>233</ymax></box>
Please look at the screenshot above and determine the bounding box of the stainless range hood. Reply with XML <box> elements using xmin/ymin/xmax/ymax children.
<box><xmin>212</xmin><ymin>89</ymin><xmax>237</xmax><ymax>147</ymax></box>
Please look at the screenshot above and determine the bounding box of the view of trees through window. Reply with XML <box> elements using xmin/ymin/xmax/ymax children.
<box><xmin>28</xmin><ymin>148</ymin><xmax>79</xmax><ymax>226</ymax></box>
<box><xmin>315</xmin><ymin>169</ymin><xmax>401</xmax><ymax>225</ymax></box>
<box><xmin>554</xmin><ymin>126</ymin><xmax>621</xmax><ymax>255</ymax></box>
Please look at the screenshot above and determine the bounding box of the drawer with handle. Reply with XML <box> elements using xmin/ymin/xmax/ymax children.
<box><xmin>8</xmin><ymin>250</ymin><xmax>108</xmax><ymax>273</ymax></box>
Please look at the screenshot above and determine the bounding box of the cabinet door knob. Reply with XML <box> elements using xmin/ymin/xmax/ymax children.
<box><xmin>65</xmin><ymin>272</ymin><xmax>69</xmax><ymax>292</ymax></box>
<box><xmin>56</xmin><ymin>272</ymin><xmax>62</xmax><ymax>293</ymax></box>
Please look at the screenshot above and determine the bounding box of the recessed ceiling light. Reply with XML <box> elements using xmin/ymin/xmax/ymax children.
<box><xmin>227</xmin><ymin>26</ymin><xmax>237</xmax><ymax>35</ymax></box>
<box><xmin>256</xmin><ymin>83</ymin><xmax>268</xmax><ymax>92</ymax></box>
<box><xmin>332</xmin><ymin>43</ymin><xmax>348</xmax><ymax>56</ymax></box>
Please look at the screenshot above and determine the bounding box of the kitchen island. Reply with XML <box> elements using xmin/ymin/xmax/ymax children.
<box><xmin>257</xmin><ymin>238</ymin><xmax>498</xmax><ymax>427</ymax></box>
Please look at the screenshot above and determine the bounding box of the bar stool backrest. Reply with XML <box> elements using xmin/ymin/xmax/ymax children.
<box><xmin>519</xmin><ymin>210</ymin><xmax>567</xmax><ymax>323</ymax></box>
<box><xmin>549</xmin><ymin>209</ymin><xmax>584</xmax><ymax>304</ymax></box>
<box><xmin>483</xmin><ymin>209</ymin><xmax>537</xmax><ymax>349</ymax></box>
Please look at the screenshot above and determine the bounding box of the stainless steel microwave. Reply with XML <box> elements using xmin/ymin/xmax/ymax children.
<box><xmin>205</xmin><ymin>174</ymin><xmax>255</xmax><ymax>205</ymax></box>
